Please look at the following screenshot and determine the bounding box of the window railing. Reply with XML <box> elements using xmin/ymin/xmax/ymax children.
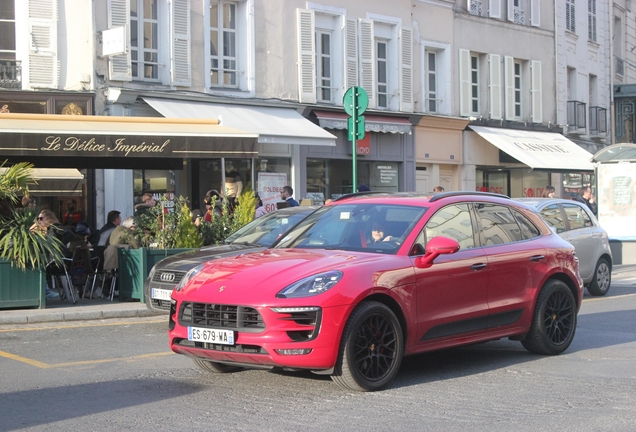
<box><xmin>425</xmin><ymin>98</ymin><xmax>445</xmax><ymax>114</ymax></box>
<box><xmin>513</xmin><ymin>7</ymin><xmax>525</xmax><ymax>24</ymax></box>
<box><xmin>616</xmin><ymin>57</ymin><xmax>624</xmax><ymax>76</ymax></box>
<box><xmin>0</xmin><ymin>60</ymin><xmax>22</xmax><ymax>89</ymax></box>
<box><xmin>589</xmin><ymin>106</ymin><xmax>607</xmax><ymax>135</ymax></box>
<box><xmin>567</xmin><ymin>100</ymin><xmax>587</xmax><ymax>132</ymax></box>
<box><xmin>469</xmin><ymin>0</ymin><xmax>482</xmax><ymax>16</ymax></box>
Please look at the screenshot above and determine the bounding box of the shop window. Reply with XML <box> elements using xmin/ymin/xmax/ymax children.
<box><xmin>134</xmin><ymin>169</ymin><xmax>176</xmax><ymax>211</ymax></box>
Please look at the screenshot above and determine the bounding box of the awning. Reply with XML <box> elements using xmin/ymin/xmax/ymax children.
<box><xmin>313</xmin><ymin>110</ymin><xmax>412</xmax><ymax>134</ymax></box>
<box><xmin>469</xmin><ymin>126</ymin><xmax>595</xmax><ymax>171</ymax></box>
<box><xmin>0</xmin><ymin>113</ymin><xmax>259</xmax><ymax>159</ymax></box>
<box><xmin>143</xmin><ymin>98</ymin><xmax>336</xmax><ymax>146</ymax></box>
<box><xmin>0</xmin><ymin>167</ymin><xmax>84</xmax><ymax>196</ymax></box>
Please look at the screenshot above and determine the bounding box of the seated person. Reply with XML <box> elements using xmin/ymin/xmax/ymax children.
<box><xmin>369</xmin><ymin>221</ymin><xmax>400</xmax><ymax>245</ymax></box>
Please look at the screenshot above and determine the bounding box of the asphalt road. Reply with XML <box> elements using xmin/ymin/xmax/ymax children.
<box><xmin>1</xmin><ymin>282</ymin><xmax>635</xmax><ymax>431</ymax></box>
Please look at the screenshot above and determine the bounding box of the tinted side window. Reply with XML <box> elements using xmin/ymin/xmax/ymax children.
<box><xmin>475</xmin><ymin>204</ymin><xmax>523</xmax><ymax>245</ymax></box>
<box><xmin>424</xmin><ymin>204</ymin><xmax>475</xmax><ymax>249</ymax></box>
<box><xmin>539</xmin><ymin>204</ymin><xmax>566</xmax><ymax>233</ymax></box>
<box><xmin>512</xmin><ymin>209</ymin><xmax>541</xmax><ymax>239</ymax></box>
<box><xmin>562</xmin><ymin>204</ymin><xmax>593</xmax><ymax>230</ymax></box>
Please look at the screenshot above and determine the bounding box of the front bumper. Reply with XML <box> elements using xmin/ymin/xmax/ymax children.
<box><xmin>169</xmin><ymin>299</ymin><xmax>350</xmax><ymax>370</ymax></box>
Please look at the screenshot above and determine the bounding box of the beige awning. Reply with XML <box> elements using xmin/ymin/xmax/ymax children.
<box><xmin>0</xmin><ymin>167</ymin><xmax>84</xmax><ymax>196</ymax></box>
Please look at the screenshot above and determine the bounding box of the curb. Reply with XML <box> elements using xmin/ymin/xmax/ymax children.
<box><xmin>0</xmin><ymin>307</ymin><xmax>166</xmax><ymax>325</ymax></box>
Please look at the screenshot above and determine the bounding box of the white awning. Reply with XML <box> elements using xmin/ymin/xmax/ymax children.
<box><xmin>469</xmin><ymin>126</ymin><xmax>595</xmax><ymax>171</ymax></box>
<box><xmin>143</xmin><ymin>98</ymin><xmax>336</xmax><ymax>147</ymax></box>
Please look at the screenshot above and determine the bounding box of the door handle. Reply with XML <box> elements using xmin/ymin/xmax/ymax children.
<box><xmin>470</xmin><ymin>263</ymin><xmax>487</xmax><ymax>271</ymax></box>
<box><xmin>530</xmin><ymin>255</ymin><xmax>545</xmax><ymax>262</ymax></box>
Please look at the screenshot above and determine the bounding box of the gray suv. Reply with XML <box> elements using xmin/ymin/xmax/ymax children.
<box><xmin>515</xmin><ymin>198</ymin><xmax>612</xmax><ymax>296</ymax></box>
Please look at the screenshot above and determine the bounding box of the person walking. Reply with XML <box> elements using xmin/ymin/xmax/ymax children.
<box><xmin>280</xmin><ymin>186</ymin><xmax>299</xmax><ymax>207</ymax></box>
<box><xmin>575</xmin><ymin>186</ymin><xmax>597</xmax><ymax>215</ymax></box>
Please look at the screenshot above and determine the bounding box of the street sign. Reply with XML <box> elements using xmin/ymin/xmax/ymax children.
<box><xmin>343</xmin><ymin>86</ymin><xmax>369</xmax><ymax>116</ymax></box>
<box><xmin>343</xmin><ymin>86</ymin><xmax>369</xmax><ymax>193</ymax></box>
<box><xmin>348</xmin><ymin>116</ymin><xmax>365</xmax><ymax>141</ymax></box>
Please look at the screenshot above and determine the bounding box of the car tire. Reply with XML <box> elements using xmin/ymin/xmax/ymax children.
<box><xmin>193</xmin><ymin>358</ymin><xmax>243</xmax><ymax>373</ymax></box>
<box><xmin>587</xmin><ymin>257</ymin><xmax>611</xmax><ymax>296</ymax></box>
<box><xmin>331</xmin><ymin>301</ymin><xmax>403</xmax><ymax>392</ymax></box>
<box><xmin>521</xmin><ymin>280</ymin><xmax>577</xmax><ymax>355</ymax></box>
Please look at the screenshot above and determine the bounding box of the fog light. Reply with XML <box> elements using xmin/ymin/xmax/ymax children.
<box><xmin>275</xmin><ymin>348</ymin><xmax>313</xmax><ymax>356</ymax></box>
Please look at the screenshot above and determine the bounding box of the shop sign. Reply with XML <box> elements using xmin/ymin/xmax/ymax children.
<box><xmin>258</xmin><ymin>172</ymin><xmax>287</xmax><ymax>213</ymax></box>
<box><xmin>371</xmin><ymin>162</ymin><xmax>398</xmax><ymax>191</ymax></box>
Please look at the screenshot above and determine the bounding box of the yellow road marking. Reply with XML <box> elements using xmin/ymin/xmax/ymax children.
<box><xmin>0</xmin><ymin>319</ymin><xmax>166</xmax><ymax>333</ymax></box>
<box><xmin>0</xmin><ymin>349</ymin><xmax>173</xmax><ymax>369</ymax></box>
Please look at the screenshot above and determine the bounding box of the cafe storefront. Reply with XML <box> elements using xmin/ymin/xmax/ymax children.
<box><xmin>464</xmin><ymin>126</ymin><xmax>596</xmax><ymax>198</ymax></box>
<box><xmin>0</xmin><ymin>111</ymin><xmax>257</xmax><ymax>228</ymax></box>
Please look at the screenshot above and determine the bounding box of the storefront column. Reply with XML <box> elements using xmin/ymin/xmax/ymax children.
<box><xmin>103</xmin><ymin>169</ymin><xmax>135</xmax><ymax>224</ymax></box>
<box><xmin>461</xmin><ymin>164</ymin><xmax>477</xmax><ymax>192</ymax></box>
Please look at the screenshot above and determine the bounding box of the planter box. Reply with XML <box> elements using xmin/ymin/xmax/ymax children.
<box><xmin>0</xmin><ymin>259</ymin><xmax>45</xmax><ymax>309</ymax></box>
<box><xmin>118</xmin><ymin>248</ymin><xmax>194</xmax><ymax>302</ymax></box>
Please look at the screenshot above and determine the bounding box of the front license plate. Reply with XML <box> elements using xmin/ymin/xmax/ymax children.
<box><xmin>188</xmin><ymin>327</ymin><xmax>235</xmax><ymax>345</ymax></box>
<box><xmin>151</xmin><ymin>288</ymin><xmax>172</xmax><ymax>301</ymax></box>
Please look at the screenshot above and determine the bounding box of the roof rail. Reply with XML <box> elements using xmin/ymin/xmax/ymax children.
<box><xmin>333</xmin><ymin>191</ymin><xmax>387</xmax><ymax>202</ymax></box>
<box><xmin>428</xmin><ymin>191</ymin><xmax>511</xmax><ymax>202</ymax></box>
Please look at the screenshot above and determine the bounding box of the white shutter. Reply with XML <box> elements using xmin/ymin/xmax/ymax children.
<box><xmin>489</xmin><ymin>54</ymin><xmax>502</xmax><ymax>120</ymax></box>
<box><xmin>399</xmin><ymin>26</ymin><xmax>413</xmax><ymax>112</ymax></box>
<box><xmin>459</xmin><ymin>49</ymin><xmax>471</xmax><ymax>117</ymax></box>
<box><xmin>504</xmin><ymin>55</ymin><xmax>515</xmax><ymax>120</ymax></box>
<box><xmin>27</xmin><ymin>0</ymin><xmax>58</xmax><ymax>89</ymax></box>
<box><xmin>530</xmin><ymin>0</ymin><xmax>540</xmax><ymax>26</ymax></box>
<box><xmin>507</xmin><ymin>0</ymin><xmax>514</xmax><ymax>21</ymax></box>
<box><xmin>107</xmin><ymin>0</ymin><xmax>131</xmax><ymax>81</ymax></box>
<box><xmin>359</xmin><ymin>18</ymin><xmax>375</xmax><ymax>109</ymax></box>
<box><xmin>345</xmin><ymin>18</ymin><xmax>358</xmax><ymax>90</ymax></box>
<box><xmin>297</xmin><ymin>9</ymin><xmax>316</xmax><ymax>104</ymax></box>
<box><xmin>171</xmin><ymin>0</ymin><xmax>191</xmax><ymax>86</ymax></box>
<box><xmin>489</xmin><ymin>0</ymin><xmax>502</xmax><ymax>18</ymax></box>
<box><xmin>531</xmin><ymin>60</ymin><xmax>542</xmax><ymax>123</ymax></box>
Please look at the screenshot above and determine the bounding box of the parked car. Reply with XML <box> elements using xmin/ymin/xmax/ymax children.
<box><xmin>514</xmin><ymin>198</ymin><xmax>613</xmax><ymax>296</ymax></box>
<box><xmin>145</xmin><ymin>206</ymin><xmax>318</xmax><ymax>312</ymax></box>
<box><xmin>169</xmin><ymin>192</ymin><xmax>583</xmax><ymax>391</ymax></box>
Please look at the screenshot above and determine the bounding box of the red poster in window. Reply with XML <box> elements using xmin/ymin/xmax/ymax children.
<box><xmin>356</xmin><ymin>134</ymin><xmax>370</xmax><ymax>155</ymax></box>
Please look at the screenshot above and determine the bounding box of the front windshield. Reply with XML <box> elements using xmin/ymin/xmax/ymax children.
<box><xmin>224</xmin><ymin>209</ymin><xmax>314</xmax><ymax>246</ymax></box>
<box><xmin>275</xmin><ymin>203</ymin><xmax>427</xmax><ymax>254</ymax></box>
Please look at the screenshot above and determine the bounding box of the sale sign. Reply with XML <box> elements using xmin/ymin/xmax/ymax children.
<box><xmin>258</xmin><ymin>172</ymin><xmax>287</xmax><ymax>213</ymax></box>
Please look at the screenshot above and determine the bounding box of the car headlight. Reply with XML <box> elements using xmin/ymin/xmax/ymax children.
<box><xmin>175</xmin><ymin>264</ymin><xmax>204</xmax><ymax>292</ymax></box>
<box><xmin>276</xmin><ymin>270</ymin><xmax>343</xmax><ymax>298</ymax></box>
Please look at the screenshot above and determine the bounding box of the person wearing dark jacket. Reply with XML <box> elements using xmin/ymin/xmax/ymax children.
<box><xmin>97</xmin><ymin>210</ymin><xmax>122</xmax><ymax>246</ymax></box>
<box><xmin>574</xmin><ymin>186</ymin><xmax>598</xmax><ymax>216</ymax></box>
<box><xmin>280</xmin><ymin>186</ymin><xmax>299</xmax><ymax>207</ymax></box>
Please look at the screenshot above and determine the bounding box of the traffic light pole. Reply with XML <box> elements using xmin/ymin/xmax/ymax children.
<box><xmin>343</xmin><ymin>86</ymin><xmax>368</xmax><ymax>194</ymax></box>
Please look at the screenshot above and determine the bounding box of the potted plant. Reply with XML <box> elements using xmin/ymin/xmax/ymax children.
<box><xmin>0</xmin><ymin>161</ymin><xmax>66</xmax><ymax>309</ymax></box>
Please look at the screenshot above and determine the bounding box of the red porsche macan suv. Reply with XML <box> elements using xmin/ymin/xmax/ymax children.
<box><xmin>169</xmin><ymin>192</ymin><xmax>584</xmax><ymax>391</ymax></box>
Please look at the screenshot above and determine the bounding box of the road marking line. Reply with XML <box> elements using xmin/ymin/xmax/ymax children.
<box><xmin>583</xmin><ymin>293</ymin><xmax>636</xmax><ymax>302</ymax></box>
<box><xmin>0</xmin><ymin>349</ymin><xmax>173</xmax><ymax>369</ymax></box>
<box><xmin>0</xmin><ymin>319</ymin><xmax>166</xmax><ymax>333</ymax></box>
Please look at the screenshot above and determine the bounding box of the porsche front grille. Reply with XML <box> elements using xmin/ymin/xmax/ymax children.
<box><xmin>179</xmin><ymin>302</ymin><xmax>265</xmax><ymax>332</ymax></box>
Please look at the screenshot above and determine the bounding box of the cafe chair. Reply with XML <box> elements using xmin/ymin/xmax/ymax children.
<box><xmin>46</xmin><ymin>258</ymin><xmax>76</xmax><ymax>304</ymax></box>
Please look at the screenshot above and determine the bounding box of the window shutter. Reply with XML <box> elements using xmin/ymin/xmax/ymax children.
<box><xmin>27</xmin><ymin>0</ymin><xmax>58</xmax><ymax>89</ymax></box>
<box><xmin>171</xmin><ymin>0</ymin><xmax>191</xmax><ymax>86</ymax></box>
<box><xmin>489</xmin><ymin>0</ymin><xmax>502</xmax><ymax>18</ymax></box>
<box><xmin>507</xmin><ymin>0</ymin><xmax>514</xmax><ymax>22</ymax></box>
<box><xmin>531</xmin><ymin>60</ymin><xmax>542</xmax><ymax>123</ymax></box>
<box><xmin>107</xmin><ymin>0</ymin><xmax>131</xmax><ymax>81</ymax></box>
<box><xmin>504</xmin><ymin>56</ymin><xmax>515</xmax><ymax>120</ymax></box>
<box><xmin>297</xmin><ymin>9</ymin><xmax>316</xmax><ymax>104</ymax></box>
<box><xmin>359</xmin><ymin>18</ymin><xmax>375</xmax><ymax>109</ymax></box>
<box><xmin>345</xmin><ymin>18</ymin><xmax>358</xmax><ymax>90</ymax></box>
<box><xmin>489</xmin><ymin>54</ymin><xmax>502</xmax><ymax>120</ymax></box>
<box><xmin>399</xmin><ymin>26</ymin><xmax>413</xmax><ymax>113</ymax></box>
<box><xmin>530</xmin><ymin>0</ymin><xmax>540</xmax><ymax>27</ymax></box>
<box><xmin>459</xmin><ymin>49</ymin><xmax>471</xmax><ymax>117</ymax></box>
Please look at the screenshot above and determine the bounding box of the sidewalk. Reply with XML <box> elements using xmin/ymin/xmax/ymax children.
<box><xmin>2</xmin><ymin>265</ymin><xmax>635</xmax><ymax>326</ymax></box>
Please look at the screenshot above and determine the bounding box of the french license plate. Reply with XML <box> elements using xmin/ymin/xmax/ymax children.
<box><xmin>188</xmin><ymin>327</ymin><xmax>235</xmax><ymax>345</ymax></box>
<box><xmin>151</xmin><ymin>288</ymin><xmax>172</xmax><ymax>301</ymax></box>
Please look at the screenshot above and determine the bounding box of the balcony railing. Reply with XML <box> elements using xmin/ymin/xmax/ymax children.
<box><xmin>616</xmin><ymin>57</ymin><xmax>625</xmax><ymax>76</ymax></box>
<box><xmin>513</xmin><ymin>7</ymin><xmax>525</xmax><ymax>24</ymax></box>
<box><xmin>567</xmin><ymin>100</ymin><xmax>586</xmax><ymax>132</ymax></box>
<box><xmin>0</xmin><ymin>60</ymin><xmax>22</xmax><ymax>89</ymax></box>
<box><xmin>469</xmin><ymin>0</ymin><xmax>482</xmax><ymax>16</ymax></box>
<box><xmin>589</xmin><ymin>106</ymin><xmax>607</xmax><ymax>135</ymax></box>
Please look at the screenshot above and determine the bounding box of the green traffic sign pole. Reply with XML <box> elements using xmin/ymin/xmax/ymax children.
<box><xmin>344</xmin><ymin>86</ymin><xmax>368</xmax><ymax>194</ymax></box>
<box><xmin>352</xmin><ymin>106</ymin><xmax>357</xmax><ymax>193</ymax></box>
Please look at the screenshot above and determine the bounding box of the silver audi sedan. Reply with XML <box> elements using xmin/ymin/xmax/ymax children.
<box><xmin>515</xmin><ymin>198</ymin><xmax>613</xmax><ymax>296</ymax></box>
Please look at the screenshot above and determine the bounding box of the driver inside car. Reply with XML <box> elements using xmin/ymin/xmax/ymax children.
<box><xmin>370</xmin><ymin>221</ymin><xmax>398</xmax><ymax>244</ymax></box>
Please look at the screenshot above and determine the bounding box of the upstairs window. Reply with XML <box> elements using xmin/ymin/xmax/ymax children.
<box><xmin>316</xmin><ymin>30</ymin><xmax>333</xmax><ymax>102</ymax></box>
<box><xmin>131</xmin><ymin>0</ymin><xmax>159</xmax><ymax>81</ymax></box>
<box><xmin>513</xmin><ymin>61</ymin><xmax>522</xmax><ymax>118</ymax></box>
<box><xmin>376</xmin><ymin>39</ymin><xmax>389</xmax><ymax>108</ymax></box>
<box><xmin>0</xmin><ymin>0</ymin><xmax>16</xmax><ymax>60</ymax></box>
<box><xmin>588</xmin><ymin>0</ymin><xmax>596</xmax><ymax>42</ymax></box>
<box><xmin>426</xmin><ymin>51</ymin><xmax>438</xmax><ymax>112</ymax></box>
<box><xmin>566</xmin><ymin>0</ymin><xmax>575</xmax><ymax>32</ymax></box>
<box><xmin>470</xmin><ymin>55</ymin><xmax>480</xmax><ymax>114</ymax></box>
<box><xmin>209</xmin><ymin>1</ymin><xmax>237</xmax><ymax>88</ymax></box>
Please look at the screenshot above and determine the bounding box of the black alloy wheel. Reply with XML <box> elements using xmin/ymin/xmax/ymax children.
<box><xmin>332</xmin><ymin>301</ymin><xmax>404</xmax><ymax>391</ymax></box>
<box><xmin>522</xmin><ymin>280</ymin><xmax>577</xmax><ymax>355</ymax></box>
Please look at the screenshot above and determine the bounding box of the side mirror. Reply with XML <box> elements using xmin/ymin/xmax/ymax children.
<box><xmin>414</xmin><ymin>236</ymin><xmax>460</xmax><ymax>268</ymax></box>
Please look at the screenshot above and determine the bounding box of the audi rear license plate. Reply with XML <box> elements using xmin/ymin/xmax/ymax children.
<box><xmin>151</xmin><ymin>288</ymin><xmax>172</xmax><ymax>301</ymax></box>
<box><xmin>188</xmin><ymin>327</ymin><xmax>235</xmax><ymax>345</ymax></box>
